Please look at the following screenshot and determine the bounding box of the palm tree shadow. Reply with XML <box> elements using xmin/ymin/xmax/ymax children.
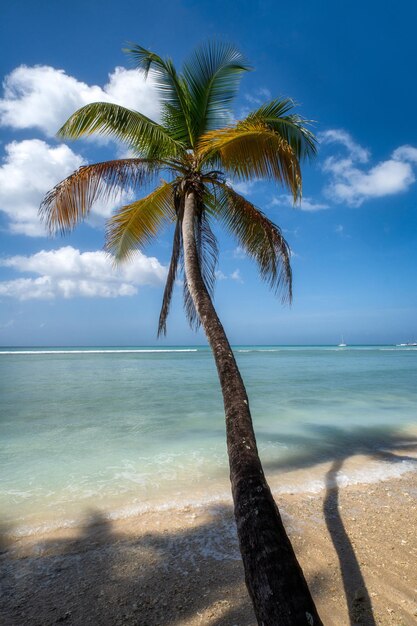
<box><xmin>0</xmin><ymin>505</ymin><xmax>258</xmax><ymax>626</ymax></box>
<box><xmin>261</xmin><ymin>424</ymin><xmax>417</xmax><ymax>474</ymax></box>
<box><xmin>2</xmin><ymin>427</ymin><xmax>416</xmax><ymax>625</ymax></box>
<box><xmin>261</xmin><ymin>424</ymin><xmax>417</xmax><ymax>626</ymax></box>
<box><xmin>324</xmin><ymin>459</ymin><xmax>377</xmax><ymax>626</ymax></box>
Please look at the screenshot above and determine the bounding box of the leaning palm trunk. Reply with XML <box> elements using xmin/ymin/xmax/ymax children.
<box><xmin>183</xmin><ymin>190</ymin><xmax>322</xmax><ymax>626</ymax></box>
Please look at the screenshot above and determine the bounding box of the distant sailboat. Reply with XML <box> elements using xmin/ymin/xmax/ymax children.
<box><xmin>338</xmin><ymin>336</ymin><xmax>347</xmax><ymax>347</ymax></box>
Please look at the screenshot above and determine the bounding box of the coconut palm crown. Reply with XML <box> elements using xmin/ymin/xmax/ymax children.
<box><xmin>40</xmin><ymin>42</ymin><xmax>316</xmax><ymax>334</ymax></box>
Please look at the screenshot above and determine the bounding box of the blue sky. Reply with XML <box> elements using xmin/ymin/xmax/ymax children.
<box><xmin>0</xmin><ymin>0</ymin><xmax>416</xmax><ymax>346</ymax></box>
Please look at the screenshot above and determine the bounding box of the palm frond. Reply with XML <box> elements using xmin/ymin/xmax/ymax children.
<box><xmin>196</xmin><ymin>206</ymin><xmax>219</xmax><ymax>298</ymax></box>
<box><xmin>106</xmin><ymin>181</ymin><xmax>176</xmax><ymax>261</ymax></box>
<box><xmin>209</xmin><ymin>182</ymin><xmax>292</xmax><ymax>301</ymax></box>
<box><xmin>183</xmin><ymin>41</ymin><xmax>250</xmax><ymax>139</ymax></box>
<box><xmin>158</xmin><ymin>192</ymin><xmax>183</xmax><ymax>336</ymax></box>
<box><xmin>182</xmin><ymin>275</ymin><xmax>200</xmax><ymax>331</ymax></box>
<box><xmin>199</xmin><ymin>122</ymin><xmax>302</xmax><ymax>201</ymax></box>
<box><xmin>58</xmin><ymin>102</ymin><xmax>184</xmax><ymax>159</ymax></box>
<box><xmin>158</xmin><ymin>220</ymin><xmax>182</xmax><ymax>336</ymax></box>
<box><xmin>244</xmin><ymin>98</ymin><xmax>317</xmax><ymax>161</ymax></box>
<box><xmin>40</xmin><ymin>159</ymin><xmax>158</xmax><ymax>234</ymax></box>
<box><xmin>125</xmin><ymin>44</ymin><xmax>193</xmax><ymax>146</ymax></box>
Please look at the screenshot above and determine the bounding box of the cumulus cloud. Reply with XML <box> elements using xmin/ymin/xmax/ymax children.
<box><xmin>0</xmin><ymin>65</ymin><xmax>160</xmax><ymax>137</ymax></box>
<box><xmin>215</xmin><ymin>270</ymin><xmax>227</xmax><ymax>280</ymax></box>
<box><xmin>244</xmin><ymin>87</ymin><xmax>272</xmax><ymax>106</ymax></box>
<box><xmin>233</xmin><ymin>246</ymin><xmax>247</xmax><ymax>259</ymax></box>
<box><xmin>319</xmin><ymin>129</ymin><xmax>370</xmax><ymax>163</ymax></box>
<box><xmin>271</xmin><ymin>194</ymin><xmax>329</xmax><ymax>211</ymax></box>
<box><xmin>0</xmin><ymin>139</ymin><xmax>132</xmax><ymax>236</ymax></box>
<box><xmin>227</xmin><ymin>178</ymin><xmax>259</xmax><ymax>196</ymax></box>
<box><xmin>392</xmin><ymin>144</ymin><xmax>417</xmax><ymax>164</ymax></box>
<box><xmin>230</xmin><ymin>269</ymin><xmax>243</xmax><ymax>283</ymax></box>
<box><xmin>0</xmin><ymin>139</ymin><xmax>84</xmax><ymax>236</ymax></box>
<box><xmin>0</xmin><ymin>246</ymin><xmax>166</xmax><ymax>300</ymax></box>
<box><xmin>214</xmin><ymin>268</ymin><xmax>244</xmax><ymax>282</ymax></box>
<box><xmin>321</xmin><ymin>129</ymin><xmax>417</xmax><ymax>206</ymax></box>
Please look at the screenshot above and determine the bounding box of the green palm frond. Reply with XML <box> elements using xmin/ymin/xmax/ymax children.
<box><xmin>196</xmin><ymin>207</ymin><xmax>218</xmax><ymax>296</ymax></box>
<box><xmin>183</xmin><ymin>42</ymin><xmax>250</xmax><ymax>139</ymax></box>
<box><xmin>209</xmin><ymin>182</ymin><xmax>292</xmax><ymax>301</ymax></box>
<box><xmin>244</xmin><ymin>98</ymin><xmax>317</xmax><ymax>161</ymax></box>
<box><xmin>40</xmin><ymin>159</ymin><xmax>157</xmax><ymax>234</ymax></box>
<box><xmin>199</xmin><ymin>122</ymin><xmax>301</xmax><ymax>200</ymax></box>
<box><xmin>58</xmin><ymin>102</ymin><xmax>184</xmax><ymax>159</ymax></box>
<box><xmin>158</xmin><ymin>218</ymin><xmax>182</xmax><ymax>337</ymax></box>
<box><xmin>106</xmin><ymin>181</ymin><xmax>176</xmax><ymax>260</ymax></box>
<box><xmin>125</xmin><ymin>44</ymin><xmax>193</xmax><ymax>146</ymax></box>
<box><xmin>158</xmin><ymin>187</ymin><xmax>184</xmax><ymax>337</ymax></box>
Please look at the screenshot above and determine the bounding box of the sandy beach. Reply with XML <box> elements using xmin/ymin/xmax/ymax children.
<box><xmin>1</xmin><ymin>449</ymin><xmax>416</xmax><ymax>626</ymax></box>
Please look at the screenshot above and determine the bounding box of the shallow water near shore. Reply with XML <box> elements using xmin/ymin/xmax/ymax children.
<box><xmin>1</xmin><ymin>345</ymin><xmax>417</xmax><ymax>537</ymax></box>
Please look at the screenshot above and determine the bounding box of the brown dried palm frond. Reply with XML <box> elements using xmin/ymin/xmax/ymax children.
<box><xmin>40</xmin><ymin>159</ymin><xmax>159</xmax><ymax>234</ymax></box>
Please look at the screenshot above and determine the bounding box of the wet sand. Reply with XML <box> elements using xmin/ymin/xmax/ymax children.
<box><xmin>1</xmin><ymin>454</ymin><xmax>417</xmax><ymax>626</ymax></box>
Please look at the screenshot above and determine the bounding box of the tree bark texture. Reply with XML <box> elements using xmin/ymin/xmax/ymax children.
<box><xmin>182</xmin><ymin>189</ymin><xmax>323</xmax><ymax>626</ymax></box>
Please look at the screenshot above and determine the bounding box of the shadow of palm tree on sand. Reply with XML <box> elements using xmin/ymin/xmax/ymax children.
<box><xmin>0</xmin><ymin>425</ymin><xmax>416</xmax><ymax>625</ymax></box>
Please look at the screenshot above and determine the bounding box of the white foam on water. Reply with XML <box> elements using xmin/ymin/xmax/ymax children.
<box><xmin>237</xmin><ymin>349</ymin><xmax>283</xmax><ymax>353</ymax></box>
<box><xmin>7</xmin><ymin>457</ymin><xmax>416</xmax><ymax>539</ymax></box>
<box><xmin>380</xmin><ymin>347</ymin><xmax>417</xmax><ymax>351</ymax></box>
<box><xmin>0</xmin><ymin>349</ymin><xmax>198</xmax><ymax>355</ymax></box>
<box><xmin>275</xmin><ymin>458</ymin><xmax>417</xmax><ymax>494</ymax></box>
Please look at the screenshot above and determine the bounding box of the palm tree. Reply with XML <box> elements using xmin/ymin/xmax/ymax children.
<box><xmin>40</xmin><ymin>43</ymin><xmax>321</xmax><ymax>625</ymax></box>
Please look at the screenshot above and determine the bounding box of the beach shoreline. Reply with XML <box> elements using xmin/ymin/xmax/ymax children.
<box><xmin>2</xmin><ymin>452</ymin><xmax>416</xmax><ymax>626</ymax></box>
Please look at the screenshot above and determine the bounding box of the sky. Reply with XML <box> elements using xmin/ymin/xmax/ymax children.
<box><xmin>0</xmin><ymin>0</ymin><xmax>416</xmax><ymax>346</ymax></box>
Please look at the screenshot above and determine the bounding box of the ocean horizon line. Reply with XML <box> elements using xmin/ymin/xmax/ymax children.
<box><xmin>0</xmin><ymin>342</ymin><xmax>405</xmax><ymax>349</ymax></box>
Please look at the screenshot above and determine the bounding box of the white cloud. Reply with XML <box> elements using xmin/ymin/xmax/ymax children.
<box><xmin>230</xmin><ymin>269</ymin><xmax>243</xmax><ymax>283</ymax></box>
<box><xmin>0</xmin><ymin>65</ymin><xmax>160</xmax><ymax>137</ymax></box>
<box><xmin>325</xmin><ymin>159</ymin><xmax>414</xmax><ymax>204</ymax></box>
<box><xmin>227</xmin><ymin>178</ymin><xmax>259</xmax><ymax>196</ymax></box>
<box><xmin>215</xmin><ymin>270</ymin><xmax>227</xmax><ymax>280</ymax></box>
<box><xmin>392</xmin><ymin>145</ymin><xmax>417</xmax><ymax>164</ymax></box>
<box><xmin>0</xmin><ymin>246</ymin><xmax>166</xmax><ymax>300</ymax></box>
<box><xmin>271</xmin><ymin>194</ymin><xmax>329</xmax><ymax>211</ymax></box>
<box><xmin>335</xmin><ymin>224</ymin><xmax>344</xmax><ymax>234</ymax></box>
<box><xmin>0</xmin><ymin>319</ymin><xmax>14</xmax><ymax>330</ymax></box>
<box><xmin>321</xmin><ymin>129</ymin><xmax>417</xmax><ymax>206</ymax></box>
<box><xmin>0</xmin><ymin>139</ymin><xmax>132</xmax><ymax>236</ymax></box>
<box><xmin>233</xmin><ymin>246</ymin><xmax>247</xmax><ymax>259</ymax></box>
<box><xmin>319</xmin><ymin>129</ymin><xmax>369</xmax><ymax>163</ymax></box>
<box><xmin>0</xmin><ymin>139</ymin><xmax>84</xmax><ymax>236</ymax></box>
<box><xmin>0</xmin><ymin>64</ymin><xmax>160</xmax><ymax>236</ymax></box>
<box><xmin>244</xmin><ymin>87</ymin><xmax>272</xmax><ymax>106</ymax></box>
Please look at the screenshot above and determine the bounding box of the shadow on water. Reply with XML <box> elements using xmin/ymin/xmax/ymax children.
<box><xmin>261</xmin><ymin>424</ymin><xmax>417</xmax><ymax>474</ymax></box>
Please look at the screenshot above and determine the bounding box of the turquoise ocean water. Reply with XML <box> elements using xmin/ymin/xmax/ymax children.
<box><xmin>1</xmin><ymin>345</ymin><xmax>416</xmax><ymax>536</ymax></box>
